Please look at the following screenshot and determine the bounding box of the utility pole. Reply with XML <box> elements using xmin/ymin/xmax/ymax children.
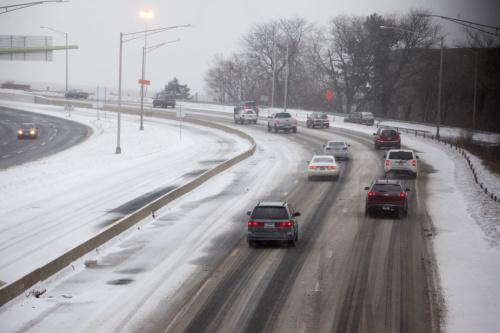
<box><xmin>473</xmin><ymin>50</ymin><xmax>478</xmax><ymax>131</ymax></box>
<box><xmin>436</xmin><ymin>36</ymin><xmax>443</xmax><ymax>140</ymax></box>
<box><xmin>283</xmin><ymin>40</ymin><xmax>289</xmax><ymax>112</ymax></box>
<box><xmin>271</xmin><ymin>43</ymin><xmax>276</xmax><ymax>108</ymax></box>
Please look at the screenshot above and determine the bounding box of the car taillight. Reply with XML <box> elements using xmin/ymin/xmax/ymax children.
<box><xmin>308</xmin><ymin>165</ymin><xmax>318</xmax><ymax>169</ymax></box>
<box><xmin>276</xmin><ymin>221</ymin><xmax>294</xmax><ymax>228</ymax></box>
<box><xmin>411</xmin><ymin>159</ymin><xmax>417</xmax><ymax>167</ymax></box>
<box><xmin>326</xmin><ymin>165</ymin><xmax>337</xmax><ymax>169</ymax></box>
<box><xmin>399</xmin><ymin>192</ymin><xmax>407</xmax><ymax>198</ymax></box>
<box><xmin>368</xmin><ymin>191</ymin><xmax>375</xmax><ymax>197</ymax></box>
<box><xmin>248</xmin><ymin>221</ymin><xmax>263</xmax><ymax>227</ymax></box>
<box><xmin>385</xmin><ymin>160</ymin><xmax>390</xmax><ymax>166</ymax></box>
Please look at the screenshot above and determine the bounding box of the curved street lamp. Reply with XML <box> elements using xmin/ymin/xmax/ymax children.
<box><xmin>41</xmin><ymin>26</ymin><xmax>69</xmax><ymax>92</ymax></box>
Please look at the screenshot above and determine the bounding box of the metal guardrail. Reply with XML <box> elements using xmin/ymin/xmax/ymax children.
<box><xmin>0</xmin><ymin>103</ymin><xmax>256</xmax><ymax>307</ymax></box>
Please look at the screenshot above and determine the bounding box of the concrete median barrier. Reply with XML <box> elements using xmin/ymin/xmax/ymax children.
<box><xmin>0</xmin><ymin>104</ymin><xmax>256</xmax><ymax>307</ymax></box>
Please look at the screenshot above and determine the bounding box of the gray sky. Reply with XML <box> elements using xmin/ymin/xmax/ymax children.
<box><xmin>1</xmin><ymin>0</ymin><xmax>499</xmax><ymax>98</ymax></box>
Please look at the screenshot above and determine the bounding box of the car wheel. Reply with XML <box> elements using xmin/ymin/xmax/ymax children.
<box><xmin>397</xmin><ymin>208</ymin><xmax>404</xmax><ymax>219</ymax></box>
<box><xmin>396</xmin><ymin>144</ymin><xmax>401</xmax><ymax>149</ymax></box>
<box><xmin>267</xmin><ymin>125</ymin><xmax>271</xmax><ymax>132</ymax></box>
<box><xmin>374</xmin><ymin>143</ymin><xmax>379</xmax><ymax>150</ymax></box>
<box><xmin>292</xmin><ymin>127</ymin><xmax>297</xmax><ymax>133</ymax></box>
<box><xmin>412</xmin><ymin>172</ymin><xmax>417</xmax><ymax>179</ymax></box>
<box><xmin>273</xmin><ymin>126</ymin><xmax>278</xmax><ymax>133</ymax></box>
<box><xmin>404</xmin><ymin>207</ymin><xmax>408</xmax><ymax>217</ymax></box>
<box><xmin>288</xmin><ymin>240</ymin><xmax>296</xmax><ymax>247</ymax></box>
<box><xmin>326</xmin><ymin>125</ymin><xmax>330</xmax><ymax>128</ymax></box>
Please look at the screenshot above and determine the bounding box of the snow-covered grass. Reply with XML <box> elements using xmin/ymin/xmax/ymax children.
<box><xmin>0</xmin><ymin>99</ymin><xmax>250</xmax><ymax>285</ymax></box>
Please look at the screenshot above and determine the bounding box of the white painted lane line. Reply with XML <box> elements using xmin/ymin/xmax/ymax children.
<box><xmin>2</xmin><ymin>154</ymin><xmax>10</xmax><ymax>158</ymax></box>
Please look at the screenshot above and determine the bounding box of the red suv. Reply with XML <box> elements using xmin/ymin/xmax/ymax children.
<box><xmin>364</xmin><ymin>179</ymin><xmax>410</xmax><ymax>218</ymax></box>
<box><xmin>373</xmin><ymin>127</ymin><xmax>401</xmax><ymax>149</ymax></box>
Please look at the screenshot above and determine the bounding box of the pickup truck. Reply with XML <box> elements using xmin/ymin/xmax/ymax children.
<box><xmin>234</xmin><ymin>109</ymin><xmax>258</xmax><ymax>124</ymax></box>
<box><xmin>267</xmin><ymin>112</ymin><xmax>297</xmax><ymax>133</ymax></box>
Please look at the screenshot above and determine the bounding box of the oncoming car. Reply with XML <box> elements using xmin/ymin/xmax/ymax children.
<box><xmin>364</xmin><ymin>179</ymin><xmax>410</xmax><ymax>218</ymax></box>
<box><xmin>307</xmin><ymin>155</ymin><xmax>339</xmax><ymax>180</ymax></box>
<box><xmin>323</xmin><ymin>140</ymin><xmax>350</xmax><ymax>160</ymax></box>
<box><xmin>17</xmin><ymin>123</ymin><xmax>38</xmax><ymax>139</ymax></box>
<box><xmin>246</xmin><ymin>201</ymin><xmax>300</xmax><ymax>247</ymax></box>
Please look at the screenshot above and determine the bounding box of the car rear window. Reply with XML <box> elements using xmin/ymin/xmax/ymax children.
<box><xmin>372</xmin><ymin>184</ymin><xmax>402</xmax><ymax>192</ymax></box>
<box><xmin>328</xmin><ymin>142</ymin><xmax>344</xmax><ymax>147</ymax></box>
<box><xmin>382</xmin><ymin>129</ymin><xmax>398</xmax><ymax>137</ymax></box>
<box><xmin>251</xmin><ymin>207</ymin><xmax>289</xmax><ymax>219</ymax></box>
<box><xmin>276</xmin><ymin>113</ymin><xmax>292</xmax><ymax>118</ymax></box>
<box><xmin>388</xmin><ymin>151</ymin><xmax>413</xmax><ymax>160</ymax></box>
<box><xmin>320</xmin><ymin>114</ymin><xmax>328</xmax><ymax>119</ymax></box>
<box><xmin>244</xmin><ymin>110</ymin><xmax>255</xmax><ymax>114</ymax></box>
<box><xmin>312</xmin><ymin>157</ymin><xmax>333</xmax><ymax>163</ymax></box>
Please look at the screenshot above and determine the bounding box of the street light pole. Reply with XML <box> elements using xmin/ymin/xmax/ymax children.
<box><xmin>116</xmin><ymin>32</ymin><xmax>123</xmax><ymax>154</ymax></box>
<box><xmin>40</xmin><ymin>26</ymin><xmax>68</xmax><ymax>92</ymax></box>
<box><xmin>472</xmin><ymin>50</ymin><xmax>478</xmax><ymax>131</ymax></box>
<box><xmin>436</xmin><ymin>36</ymin><xmax>443</xmax><ymax>140</ymax></box>
<box><xmin>140</xmin><ymin>45</ymin><xmax>146</xmax><ymax>130</ymax></box>
<box><xmin>116</xmin><ymin>24</ymin><xmax>190</xmax><ymax>154</ymax></box>
<box><xmin>271</xmin><ymin>43</ymin><xmax>276</xmax><ymax>108</ymax></box>
<box><xmin>283</xmin><ymin>40</ymin><xmax>289</xmax><ymax>112</ymax></box>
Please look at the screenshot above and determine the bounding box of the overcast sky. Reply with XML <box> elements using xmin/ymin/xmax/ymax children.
<box><xmin>0</xmin><ymin>0</ymin><xmax>499</xmax><ymax>98</ymax></box>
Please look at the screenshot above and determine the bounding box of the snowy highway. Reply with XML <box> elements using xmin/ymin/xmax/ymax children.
<box><xmin>0</xmin><ymin>104</ymin><xmax>437</xmax><ymax>333</ymax></box>
<box><xmin>0</xmin><ymin>101</ymin><xmax>499</xmax><ymax>332</ymax></box>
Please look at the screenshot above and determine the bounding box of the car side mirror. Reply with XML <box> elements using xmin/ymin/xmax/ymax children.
<box><xmin>246</xmin><ymin>211</ymin><xmax>251</xmax><ymax>216</ymax></box>
<box><xmin>405</xmin><ymin>188</ymin><xmax>411</xmax><ymax>192</ymax></box>
<box><xmin>293</xmin><ymin>212</ymin><xmax>301</xmax><ymax>217</ymax></box>
<box><xmin>364</xmin><ymin>186</ymin><xmax>370</xmax><ymax>190</ymax></box>
<box><xmin>416</xmin><ymin>155</ymin><xmax>420</xmax><ymax>159</ymax></box>
<box><xmin>348</xmin><ymin>144</ymin><xmax>351</xmax><ymax>147</ymax></box>
<box><xmin>322</xmin><ymin>144</ymin><xmax>326</xmax><ymax>147</ymax></box>
<box><xmin>383</xmin><ymin>154</ymin><xmax>386</xmax><ymax>158</ymax></box>
<box><xmin>372</xmin><ymin>133</ymin><xmax>376</xmax><ymax>136</ymax></box>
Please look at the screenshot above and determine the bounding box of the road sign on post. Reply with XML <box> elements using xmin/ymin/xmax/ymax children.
<box><xmin>325</xmin><ymin>89</ymin><xmax>334</xmax><ymax>102</ymax></box>
<box><xmin>138</xmin><ymin>79</ymin><xmax>150</xmax><ymax>85</ymax></box>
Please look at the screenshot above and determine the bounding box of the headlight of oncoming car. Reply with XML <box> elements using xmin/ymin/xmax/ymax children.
<box><xmin>18</xmin><ymin>130</ymin><xmax>23</xmax><ymax>135</ymax></box>
<box><xmin>30</xmin><ymin>130</ymin><xmax>35</xmax><ymax>135</ymax></box>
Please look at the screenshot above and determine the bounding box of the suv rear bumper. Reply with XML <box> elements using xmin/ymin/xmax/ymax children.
<box><xmin>247</xmin><ymin>230</ymin><xmax>296</xmax><ymax>241</ymax></box>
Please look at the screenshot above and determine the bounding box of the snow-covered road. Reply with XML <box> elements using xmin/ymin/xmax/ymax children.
<box><xmin>0</xmin><ymin>100</ymin><xmax>250</xmax><ymax>285</ymax></box>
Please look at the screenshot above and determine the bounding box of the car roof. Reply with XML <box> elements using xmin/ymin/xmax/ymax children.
<box><xmin>386</xmin><ymin>149</ymin><xmax>414</xmax><ymax>153</ymax></box>
<box><xmin>327</xmin><ymin>140</ymin><xmax>346</xmax><ymax>144</ymax></box>
<box><xmin>373</xmin><ymin>179</ymin><xmax>401</xmax><ymax>185</ymax></box>
<box><xmin>21</xmin><ymin>122</ymin><xmax>35</xmax><ymax>126</ymax></box>
<box><xmin>256</xmin><ymin>201</ymin><xmax>287</xmax><ymax>207</ymax></box>
<box><xmin>243</xmin><ymin>109</ymin><xmax>255</xmax><ymax>112</ymax></box>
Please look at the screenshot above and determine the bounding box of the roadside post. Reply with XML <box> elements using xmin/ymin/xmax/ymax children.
<box><xmin>176</xmin><ymin>103</ymin><xmax>185</xmax><ymax>140</ymax></box>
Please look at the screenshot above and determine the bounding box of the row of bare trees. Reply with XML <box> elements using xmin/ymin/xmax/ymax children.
<box><xmin>204</xmin><ymin>10</ymin><xmax>500</xmax><ymax>131</ymax></box>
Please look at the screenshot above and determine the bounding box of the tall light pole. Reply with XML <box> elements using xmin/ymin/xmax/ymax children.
<box><xmin>380</xmin><ymin>25</ymin><xmax>444</xmax><ymax>139</ymax></box>
<box><xmin>139</xmin><ymin>9</ymin><xmax>154</xmax><ymax>130</ymax></box>
<box><xmin>140</xmin><ymin>39</ymin><xmax>180</xmax><ymax>131</ymax></box>
<box><xmin>271</xmin><ymin>42</ymin><xmax>276</xmax><ymax>108</ymax></box>
<box><xmin>41</xmin><ymin>26</ymin><xmax>68</xmax><ymax>92</ymax></box>
<box><xmin>115</xmin><ymin>24</ymin><xmax>191</xmax><ymax>154</ymax></box>
<box><xmin>283</xmin><ymin>39</ymin><xmax>289</xmax><ymax>112</ymax></box>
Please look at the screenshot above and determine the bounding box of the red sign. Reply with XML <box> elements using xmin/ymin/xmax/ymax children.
<box><xmin>325</xmin><ymin>89</ymin><xmax>334</xmax><ymax>102</ymax></box>
<box><xmin>138</xmin><ymin>79</ymin><xmax>150</xmax><ymax>85</ymax></box>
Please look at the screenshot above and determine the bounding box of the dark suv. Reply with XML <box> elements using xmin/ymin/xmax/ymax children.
<box><xmin>306</xmin><ymin>112</ymin><xmax>329</xmax><ymax>128</ymax></box>
<box><xmin>153</xmin><ymin>92</ymin><xmax>176</xmax><ymax>108</ymax></box>
<box><xmin>64</xmin><ymin>89</ymin><xmax>89</xmax><ymax>99</ymax></box>
<box><xmin>246</xmin><ymin>201</ymin><xmax>300</xmax><ymax>247</ymax></box>
<box><xmin>364</xmin><ymin>179</ymin><xmax>410</xmax><ymax>218</ymax></box>
<box><xmin>373</xmin><ymin>127</ymin><xmax>401</xmax><ymax>149</ymax></box>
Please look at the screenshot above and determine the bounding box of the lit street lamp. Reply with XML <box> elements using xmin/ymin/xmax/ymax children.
<box><xmin>380</xmin><ymin>25</ymin><xmax>444</xmax><ymax>139</ymax></box>
<box><xmin>41</xmin><ymin>26</ymin><xmax>69</xmax><ymax>92</ymax></box>
<box><xmin>115</xmin><ymin>24</ymin><xmax>191</xmax><ymax>154</ymax></box>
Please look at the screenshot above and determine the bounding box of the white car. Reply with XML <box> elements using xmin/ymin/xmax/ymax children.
<box><xmin>307</xmin><ymin>155</ymin><xmax>339</xmax><ymax>180</ymax></box>
<box><xmin>235</xmin><ymin>109</ymin><xmax>257</xmax><ymax>124</ymax></box>
<box><xmin>384</xmin><ymin>149</ymin><xmax>419</xmax><ymax>178</ymax></box>
<box><xmin>323</xmin><ymin>140</ymin><xmax>350</xmax><ymax>160</ymax></box>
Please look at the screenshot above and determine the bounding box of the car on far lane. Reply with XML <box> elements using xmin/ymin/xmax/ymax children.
<box><xmin>306</xmin><ymin>112</ymin><xmax>330</xmax><ymax>129</ymax></box>
<box><xmin>323</xmin><ymin>140</ymin><xmax>350</xmax><ymax>160</ymax></box>
<box><xmin>234</xmin><ymin>108</ymin><xmax>257</xmax><ymax>124</ymax></box>
<box><xmin>373</xmin><ymin>126</ymin><xmax>401</xmax><ymax>149</ymax></box>
<box><xmin>64</xmin><ymin>89</ymin><xmax>89</xmax><ymax>99</ymax></box>
<box><xmin>364</xmin><ymin>179</ymin><xmax>410</xmax><ymax>218</ymax></box>
<box><xmin>246</xmin><ymin>201</ymin><xmax>300</xmax><ymax>247</ymax></box>
<box><xmin>17</xmin><ymin>123</ymin><xmax>38</xmax><ymax>139</ymax></box>
<box><xmin>307</xmin><ymin>155</ymin><xmax>339</xmax><ymax>180</ymax></box>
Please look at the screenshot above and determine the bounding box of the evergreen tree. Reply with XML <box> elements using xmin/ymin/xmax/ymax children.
<box><xmin>163</xmin><ymin>77</ymin><xmax>191</xmax><ymax>99</ymax></box>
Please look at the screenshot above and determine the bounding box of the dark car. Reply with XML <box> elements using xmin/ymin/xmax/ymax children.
<box><xmin>64</xmin><ymin>89</ymin><xmax>89</xmax><ymax>99</ymax></box>
<box><xmin>246</xmin><ymin>201</ymin><xmax>300</xmax><ymax>247</ymax></box>
<box><xmin>17</xmin><ymin>122</ymin><xmax>38</xmax><ymax>139</ymax></box>
<box><xmin>344</xmin><ymin>111</ymin><xmax>374</xmax><ymax>125</ymax></box>
<box><xmin>373</xmin><ymin>127</ymin><xmax>401</xmax><ymax>149</ymax></box>
<box><xmin>234</xmin><ymin>100</ymin><xmax>259</xmax><ymax>117</ymax></box>
<box><xmin>364</xmin><ymin>179</ymin><xmax>410</xmax><ymax>218</ymax></box>
<box><xmin>306</xmin><ymin>112</ymin><xmax>329</xmax><ymax>128</ymax></box>
<box><xmin>153</xmin><ymin>92</ymin><xmax>176</xmax><ymax>108</ymax></box>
